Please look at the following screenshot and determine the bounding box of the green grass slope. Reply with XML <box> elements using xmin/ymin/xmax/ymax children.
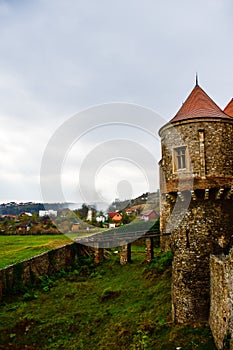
<box><xmin>0</xmin><ymin>251</ymin><xmax>216</xmax><ymax>350</ymax></box>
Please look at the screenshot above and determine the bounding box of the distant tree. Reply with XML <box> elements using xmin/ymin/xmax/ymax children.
<box><xmin>75</xmin><ymin>204</ymin><xmax>89</xmax><ymax>220</ymax></box>
<box><xmin>122</xmin><ymin>213</ymin><xmax>130</xmax><ymax>225</ymax></box>
<box><xmin>31</xmin><ymin>212</ymin><xmax>39</xmax><ymax>223</ymax></box>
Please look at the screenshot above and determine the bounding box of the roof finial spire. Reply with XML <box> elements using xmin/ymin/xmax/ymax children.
<box><xmin>195</xmin><ymin>72</ymin><xmax>199</xmax><ymax>86</ymax></box>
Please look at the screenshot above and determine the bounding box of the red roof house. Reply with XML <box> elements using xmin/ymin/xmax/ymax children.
<box><xmin>138</xmin><ymin>210</ymin><xmax>158</xmax><ymax>222</ymax></box>
<box><xmin>169</xmin><ymin>83</ymin><xmax>231</xmax><ymax>124</ymax></box>
<box><xmin>224</xmin><ymin>98</ymin><xmax>233</xmax><ymax>118</ymax></box>
<box><xmin>108</xmin><ymin>212</ymin><xmax>122</xmax><ymax>226</ymax></box>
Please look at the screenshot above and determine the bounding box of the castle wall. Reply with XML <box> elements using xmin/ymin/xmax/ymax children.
<box><xmin>0</xmin><ymin>243</ymin><xmax>94</xmax><ymax>300</ymax></box>
<box><xmin>171</xmin><ymin>197</ymin><xmax>233</xmax><ymax>323</ymax></box>
<box><xmin>159</xmin><ymin>117</ymin><xmax>233</xmax><ymax>323</ymax></box>
<box><xmin>160</xmin><ymin>119</ymin><xmax>233</xmax><ymax>252</ymax></box>
<box><xmin>210</xmin><ymin>253</ymin><xmax>233</xmax><ymax>350</ymax></box>
<box><xmin>160</xmin><ymin>119</ymin><xmax>233</xmax><ymax>188</ymax></box>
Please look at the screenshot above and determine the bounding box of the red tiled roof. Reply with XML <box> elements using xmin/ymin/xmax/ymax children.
<box><xmin>224</xmin><ymin>98</ymin><xmax>233</xmax><ymax>118</ymax></box>
<box><xmin>109</xmin><ymin>212</ymin><xmax>122</xmax><ymax>218</ymax></box>
<box><xmin>141</xmin><ymin>210</ymin><xmax>157</xmax><ymax>216</ymax></box>
<box><xmin>1</xmin><ymin>214</ymin><xmax>16</xmax><ymax>218</ymax></box>
<box><xmin>170</xmin><ymin>85</ymin><xmax>232</xmax><ymax>123</ymax></box>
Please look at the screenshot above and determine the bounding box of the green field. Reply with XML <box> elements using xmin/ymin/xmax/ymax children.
<box><xmin>0</xmin><ymin>222</ymin><xmax>156</xmax><ymax>270</ymax></box>
<box><xmin>0</xmin><ymin>231</ymin><xmax>149</xmax><ymax>270</ymax></box>
<box><xmin>0</xmin><ymin>235</ymin><xmax>71</xmax><ymax>269</ymax></box>
<box><xmin>0</xmin><ymin>251</ymin><xmax>216</xmax><ymax>349</ymax></box>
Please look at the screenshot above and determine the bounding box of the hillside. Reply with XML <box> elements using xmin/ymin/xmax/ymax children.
<box><xmin>0</xmin><ymin>202</ymin><xmax>75</xmax><ymax>216</ymax></box>
<box><xmin>0</xmin><ymin>249</ymin><xmax>215</xmax><ymax>350</ymax></box>
<box><xmin>108</xmin><ymin>191</ymin><xmax>160</xmax><ymax>214</ymax></box>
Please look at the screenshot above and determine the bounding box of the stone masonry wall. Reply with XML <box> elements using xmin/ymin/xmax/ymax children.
<box><xmin>171</xmin><ymin>197</ymin><xmax>233</xmax><ymax>323</ymax></box>
<box><xmin>210</xmin><ymin>253</ymin><xmax>233</xmax><ymax>350</ymax></box>
<box><xmin>160</xmin><ymin>119</ymin><xmax>233</xmax><ymax>252</ymax></box>
<box><xmin>160</xmin><ymin>119</ymin><xmax>233</xmax><ymax>188</ymax></box>
<box><xmin>159</xmin><ymin>117</ymin><xmax>233</xmax><ymax>324</ymax></box>
<box><xmin>0</xmin><ymin>242</ymin><xmax>93</xmax><ymax>300</ymax></box>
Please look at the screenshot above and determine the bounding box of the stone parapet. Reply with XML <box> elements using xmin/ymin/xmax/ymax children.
<box><xmin>0</xmin><ymin>243</ymin><xmax>93</xmax><ymax>300</ymax></box>
<box><xmin>161</xmin><ymin>177</ymin><xmax>233</xmax><ymax>194</ymax></box>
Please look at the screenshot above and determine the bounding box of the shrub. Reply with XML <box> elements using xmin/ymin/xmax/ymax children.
<box><xmin>130</xmin><ymin>329</ymin><xmax>150</xmax><ymax>350</ymax></box>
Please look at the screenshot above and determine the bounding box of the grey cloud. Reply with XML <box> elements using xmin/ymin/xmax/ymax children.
<box><xmin>0</xmin><ymin>0</ymin><xmax>232</xmax><ymax>202</ymax></box>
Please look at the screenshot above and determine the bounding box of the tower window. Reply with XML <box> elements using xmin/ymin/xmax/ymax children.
<box><xmin>174</xmin><ymin>146</ymin><xmax>187</xmax><ymax>171</ymax></box>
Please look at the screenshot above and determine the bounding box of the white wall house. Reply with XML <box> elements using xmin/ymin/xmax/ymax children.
<box><xmin>39</xmin><ymin>210</ymin><xmax>57</xmax><ymax>217</ymax></box>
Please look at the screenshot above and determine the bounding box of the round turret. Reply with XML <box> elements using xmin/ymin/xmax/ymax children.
<box><xmin>159</xmin><ymin>83</ymin><xmax>233</xmax><ymax>323</ymax></box>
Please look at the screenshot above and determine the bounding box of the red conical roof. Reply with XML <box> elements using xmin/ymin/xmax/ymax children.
<box><xmin>224</xmin><ymin>98</ymin><xmax>233</xmax><ymax>118</ymax></box>
<box><xmin>170</xmin><ymin>84</ymin><xmax>231</xmax><ymax>123</ymax></box>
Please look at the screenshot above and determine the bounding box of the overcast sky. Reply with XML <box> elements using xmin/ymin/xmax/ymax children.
<box><xmin>0</xmin><ymin>0</ymin><xmax>233</xmax><ymax>206</ymax></box>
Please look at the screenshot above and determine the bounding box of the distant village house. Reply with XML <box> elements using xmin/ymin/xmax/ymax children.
<box><xmin>39</xmin><ymin>210</ymin><xmax>57</xmax><ymax>217</ymax></box>
<box><xmin>108</xmin><ymin>212</ymin><xmax>122</xmax><ymax>227</ymax></box>
<box><xmin>138</xmin><ymin>210</ymin><xmax>158</xmax><ymax>222</ymax></box>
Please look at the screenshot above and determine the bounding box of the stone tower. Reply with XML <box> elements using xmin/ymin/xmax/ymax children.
<box><xmin>159</xmin><ymin>81</ymin><xmax>233</xmax><ymax>323</ymax></box>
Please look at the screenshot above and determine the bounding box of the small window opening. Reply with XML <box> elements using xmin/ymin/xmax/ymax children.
<box><xmin>174</xmin><ymin>146</ymin><xmax>187</xmax><ymax>171</ymax></box>
<box><xmin>186</xmin><ymin>229</ymin><xmax>190</xmax><ymax>248</ymax></box>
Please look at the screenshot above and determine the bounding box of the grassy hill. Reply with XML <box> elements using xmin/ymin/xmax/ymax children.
<box><xmin>0</xmin><ymin>249</ymin><xmax>216</xmax><ymax>350</ymax></box>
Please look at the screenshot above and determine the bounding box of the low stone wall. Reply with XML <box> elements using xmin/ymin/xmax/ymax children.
<box><xmin>0</xmin><ymin>242</ymin><xmax>93</xmax><ymax>300</ymax></box>
<box><xmin>210</xmin><ymin>253</ymin><xmax>233</xmax><ymax>350</ymax></box>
